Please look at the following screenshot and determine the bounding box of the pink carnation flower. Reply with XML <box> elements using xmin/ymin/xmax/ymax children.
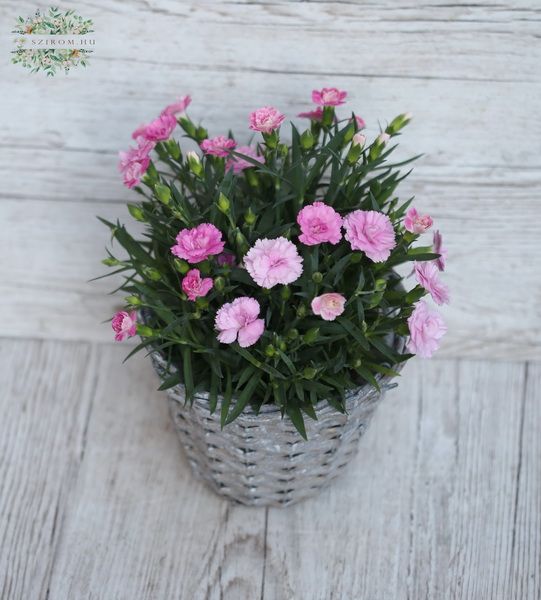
<box><xmin>312</xmin><ymin>87</ymin><xmax>347</xmax><ymax>106</ymax></box>
<box><xmin>311</xmin><ymin>293</ymin><xmax>346</xmax><ymax>321</ymax></box>
<box><xmin>249</xmin><ymin>106</ymin><xmax>286</xmax><ymax>133</ymax></box>
<box><xmin>215</xmin><ymin>297</ymin><xmax>265</xmax><ymax>348</ymax></box>
<box><xmin>433</xmin><ymin>230</ymin><xmax>447</xmax><ymax>271</ymax></box>
<box><xmin>407</xmin><ymin>301</ymin><xmax>447</xmax><ymax>358</ymax></box>
<box><xmin>414</xmin><ymin>261</ymin><xmax>450</xmax><ymax>305</ymax></box>
<box><xmin>118</xmin><ymin>140</ymin><xmax>154</xmax><ymax>189</ymax></box>
<box><xmin>298</xmin><ymin>107</ymin><xmax>324</xmax><ymax>121</ymax></box>
<box><xmin>297</xmin><ymin>201</ymin><xmax>343</xmax><ymax>246</ymax></box>
<box><xmin>244</xmin><ymin>237</ymin><xmax>303</xmax><ymax>289</ymax></box>
<box><xmin>161</xmin><ymin>94</ymin><xmax>191</xmax><ymax>116</ymax></box>
<box><xmin>404</xmin><ymin>207</ymin><xmax>433</xmax><ymax>234</ymax></box>
<box><xmin>343</xmin><ymin>210</ymin><xmax>396</xmax><ymax>262</ymax></box>
<box><xmin>181</xmin><ymin>269</ymin><xmax>213</xmax><ymax>301</ymax></box>
<box><xmin>171</xmin><ymin>223</ymin><xmax>225</xmax><ymax>264</ymax></box>
<box><xmin>200</xmin><ymin>136</ymin><xmax>236</xmax><ymax>158</ymax></box>
<box><xmin>355</xmin><ymin>115</ymin><xmax>366</xmax><ymax>129</ymax></box>
<box><xmin>112</xmin><ymin>310</ymin><xmax>137</xmax><ymax>342</ymax></box>
<box><xmin>132</xmin><ymin>113</ymin><xmax>177</xmax><ymax>143</ymax></box>
<box><xmin>225</xmin><ymin>146</ymin><xmax>265</xmax><ymax>174</ymax></box>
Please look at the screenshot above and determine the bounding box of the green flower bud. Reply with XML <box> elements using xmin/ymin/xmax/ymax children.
<box><xmin>155</xmin><ymin>183</ymin><xmax>171</xmax><ymax>205</ymax></box>
<box><xmin>278</xmin><ymin>340</ymin><xmax>287</xmax><ymax>352</ymax></box>
<box><xmin>353</xmin><ymin>357</ymin><xmax>362</xmax><ymax>368</ymax></box>
<box><xmin>278</xmin><ymin>143</ymin><xmax>289</xmax><ymax>158</ymax></box>
<box><xmin>281</xmin><ymin>286</ymin><xmax>291</xmax><ymax>300</ymax></box>
<box><xmin>244</xmin><ymin>207</ymin><xmax>257</xmax><ymax>226</ymax></box>
<box><xmin>186</xmin><ymin>151</ymin><xmax>203</xmax><ymax>176</ymax></box>
<box><xmin>369</xmin><ymin>133</ymin><xmax>391</xmax><ymax>161</ymax></box>
<box><xmin>196</xmin><ymin>126</ymin><xmax>208</xmax><ymax>142</ymax></box>
<box><xmin>300</xmin><ymin>130</ymin><xmax>315</xmax><ymax>150</ymax></box>
<box><xmin>303</xmin><ymin>367</ymin><xmax>317</xmax><ymax>380</ymax></box>
<box><xmin>143</xmin><ymin>267</ymin><xmax>161</xmax><ymax>281</ymax></box>
<box><xmin>192</xmin><ymin>310</ymin><xmax>202</xmax><ymax>320</ymax></box>
<box><xmin>375</xmin><ymin>278</ymin><xmax>387</xmax><ymax>291</ymax></box>
<box><xmin>322</xmin><ymin>106</ymin><xmax>335</xmax><ymax>127</ymax></box>
<box><xmin>137</xmin><ymin>324</ymin><xmax>154</xmax><ymax>337</ymax></box>
<box><xmin>214</xmin><ymin>276</ymin><xmax>225</xmax><ymax>292</ymax></box>
<box><xmin>166</xmin><ymin>139</ymin><xmax>181</xmax><ymax>160</ymax></box>
<box><xmin>235</xmin><ymin>229</ymin><xmax>249</xmax><ymax>254</ymax></box>
<box><xmin>312</xmin><ymin>271</ymin><xmax>323</xmax><ymax>284</ymax></box>
<box><xmin>174</xmin><ymin>258</ymin><xmax>190</xmax><ymax>274</ymax></box>
<box><xmin>296</xmin><ymin>304</ymin><xmax>307</xmax><ymax>318</ymax></box>
<box><xmin>127</xmin><ymin>203</ymin><xmax>145</xmax><ymax>222</ymax></box>
<box><xmin>265</xmin><ymin>344</ymin><xmax>276</xmax><ymax>357</ymax></box>
<box><xmin>178</xmin><ymin>116</ymin><xmax>197</xmax><ymax>137</ymax></box>
<box><xmin>303</xmin><ymin>327</ymin><xmax>319</xmax><ymax>344</ymax></box>
<box><xmin>102</xmin><ymin>257</ymin><xmax>119</xmax><ymax>267</ymax></box>
<box><xmin>263</xmin><ymin>130</ymin><xmax>279</xmax><ymax>149</ymax></box>
<box><xmin>343</xmin><ymin>123</ymin><xmax>355</xmax><ymax>143</ymax></box>
<box><xmin>195</xmin><ymin>297</ymin><xmax>209</xmax><ymax>309</ymax></box>
<box><xmin>245</xmin><ymin>169</ymin><xmax>259</xmax><ymax>187</ymax></box>
<box><xmin>287</xmin><ymin>328</ymin><xmax>299</xmax><ymax>340</ymax></box>
<box><xmin>387</xmin><ymin>112</ymin><xmax>412</xmax><ymax>135</ymax></box>
<box><xmin>347</xmin><ymin>143</ymin><xmax>362</xmax><ymax>165</ymax></box>
<box><xmin>217</xmin><ymin>192</ymin><xmax>230</xmax><ymax>214</ymax></box>
<box><xmin>125</xmin><ymin>295</ymin><xmax>141</xmax><ymax>306</ymax></box>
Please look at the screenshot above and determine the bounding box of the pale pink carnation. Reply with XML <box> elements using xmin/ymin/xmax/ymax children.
<box><xmin>181</xmin><ymin>269</ymin><xmax>213</xmax><ymax>301</ymax></box>
<box><xmin>355</xmin><ymin>115</ymin><xmax>366</xmax><ymax>129</ymax></box>
<box><xmin>433</xmin><ymin>230</ymin><xmax>447</xmax><ymax>271</ymax></box>
<box><xmin>132</xmin><ymin>113</ymin><xmax>177</xmax><ymax>142</ymax></box>
<box><xmin>407</xmin><ymin>301</ymin><xmax>447</xmax><ymax>358</ymax></box>
<box><xmin>249</xmin><ymin>106</ymin><xmax>286</xmax><ymax>133</ymax></box>
<box><xmin>352</xmin><ymin>133</ymin><xmax>366</xmax><ymax>147</ymax></box>
<box><xmin>343</xmin><ymin>210</ymin><xmax>396</xmax><ymax>262</ymax></box>
<box><xmin>414</xmin><ymin>261</ymin><xmax>450</xmax><ymax>305</ymax></box>
<box><xmin>161</xmin><ymin>95</ymin><xmax>191</xmax><ymax>116</ymax></box>
<box><xmin>311</xmin><ymin>293</ymin><xmax>346</xmax><ymax>321</ymax></box>
<box><xmin>215</xmin><ymin>297</ymin><xmax>265</xmax><ymax>348</ymax></box>
<box><xmin>404</xmin><ymin>207</ymin><xmax>433</xmax><ymax>234</ymax></box>
<box><xmin>200</xmin><ymin>136</ymin><xmax>236</xmax><ymax>158</ymax></box>
<box><xmin>118</xmin><ymin>140</ymin><xmax>154</xmax><ymax>188</ymax></box>
<box><xmin>111</xmin><ymin>310</ymin><xmax>137</xmax><ymax>342</ymax></box>
<box><xmin>297</xmin><ymin>201</ymin><xmax>342</xmax><ymax>246</ymax></box>
<box><xmin>171</xmin><ymin>223</ymin><xmax>225</xmax><ymax>264</ymax></box>
<box><xmin>226</xmin><ymin>146</ymin><xmax>265</xmax><ymax>174</ymax></box>
<box><xmin>312</xmin><ymin>87</ymin><xmax>347</xmax><ymax>107</ymax></box>
<box><xmin>298</xmin><ymin>107</ymin><xmax>324</xmax><ymax>121</ymax></box>
<box><xmin>244</xmin><ymin>237</ymin><xmax>303</xmax><ymax>289</ymax></box>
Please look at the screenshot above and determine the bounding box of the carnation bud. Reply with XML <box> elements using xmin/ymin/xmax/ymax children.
<box><xmin>195</xmin><ymin>297</ymin><xmax>209</xmax><ymax>309</ymax></box>
<box><xmin>136</xmin><ymin>324</ymin><xmax>154</xmax><ymax>337</ymax></box>
<box><xmin>353</xmin><ymin>357</ymin><xmax>362</xmax><ymax>368</ymax></box>
<box><xmin>178</xmin><ymin>116</ymin><xmax>197</xmax><ymax>137</ymax></box>
<box><xmin>387</xmin><ymin>112</ymin><xmax>412</xmax><ymax>135</ymax></box>
<box><xmin>352</xmin><ymin>133</ymin><xmax>366</xmax><ymax>147</ymax></box>
<box><xmin>278</xmin><ymin>340</ymin><xmax>287</xmax><ymax>352</ymax></box>
<box><xmin>102</xmin><ymin>257</ymin><xmax>119</xmax><ymax>266</ymax></box>
<box><xmin>369</xmin><ymin>133</ymin><xmax>391</xmax><ymax>160</ymax></box>
<box><xmin>244</xmin><ymin>207</ymin><xmax>257</xmax><ymax>226</ymax></box>
<box><xmin>235</xmin><ymin>229</ymin><xmax>249</xmax><ymax>254</ymax></box>
<box><xmin>303</xmin><ymin>367</ymin><xmax>317</xmax><ymax>380</ymax></box>
<box><xmin>155</xmin><ymin>183</ymin><xmax>171</xmax><ymax>205</ymax></box>
<box><xmin>343</xmin><ymin>123</ymin><xmax>355</xmax><ymax>144</ymax></box>
<box><xmin>347</xmin><ymin>143</ymin><xmax>362</xmax><ymax>165</ymax></box>
<box><xmin>143</xmin><ymin>267</ymin><xmax>161</xmax><ymax>281</ymax></box>
<box><xmin>265</xmin><ymin>344</ymin><xmax>276</xmax><ymax>357</ymax></box>
<box><xmin>125</xmin><ymin>295</ymin><xmax>141</xmax><ymax>306</ymax></box>
<box><xmin>312</xmin><ymin>271</ymin><xmax>323</xmax><ymax>283</ymax></box>
<box><xmin>296</xmin><ymin>304</ymin><xmax>307</xmax><ymax>318</ymax></box>
<box><xmin>263</xmin><ymin>130</ymin><xmax>279</xmax><ymax>149</ymax></box>
<box><xmin>281</xmin><ymin>286</ymin><xmax>291</xmax><ymax>300</ymax></box>
<box><xmin>173</xmin><ymin>258</ymin><xmax>190</xmax><ymax>274</ymax></box>
<box><xmin>127</xmin><ymin>203</ymin><xmax>145</xmax><ymax>222</ymax></box>
<box><xmin>245</xmin><ymin>169</ymin><xmax>259</xmax><ymax>188</ymax></box>
<box><xmin>214</xmin><ymin>276</ymin><xmax>225</xmax><ymax>292</ymax></box>
<box><xmin>288</xmin><ymin>328</ymin><xmax>299</xmax><ymax>340</ymax></box>
<box><xmin>322</xmin><ymin>106</ymin><xmax>334</xmax><ymax>127</ymax></box>
<box><xmin>186</xmin><ymin>151</ymin><xmax>203</xmax><ymax>176</ymax></box>
<box><xmin>278</xmin><ymin>143</ymin><xmax>289</xmax><ymax>158</ymax></box>
<box><xmin>196</xmin><ymin>126</ymin><xmax>208</xmax><ymax>142</ymax></box>
<box><xmin>217</xmin><ymin>192</ymin><xmax>230</xmax><ymax>214</ymax></box>
<box><xmin>303</xmin><ymin>327</ymin><xmax>319</xmax><ymax>344</ymax></box>
<box><xmin>300</xmin><ymin>130</ymin><xmax>315</xmax><ymax>150</ymax></box>
<box><xmin>375</xmin><ymin>278</ymin><xmax>387</xmax><ymax>291</ymax></box>
<box><xmin>192</xmin><ymin>310</ymin><xmax>202</xmax><ymax>319</ymax></box>
<box><xmin>166</xmin><ymin>139</ymin><xmax>181</xmax><ymax>160</ymax></box>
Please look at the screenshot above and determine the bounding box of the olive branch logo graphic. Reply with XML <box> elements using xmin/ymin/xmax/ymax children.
<box><xmin>11</xmin><ymin>7</ymin><xmax>94</xmax><ymax>76</ymax></box>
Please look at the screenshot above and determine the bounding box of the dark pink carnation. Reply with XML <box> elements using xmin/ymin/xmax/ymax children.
<box><xmin>118</xmin><ymin>139</ymin><xmax>154</xmax><ymax>188</ymax></box>
<box><xmin>312</xmin><ymin>87</ymin><xmax>347</xmax><ymax>107</ymax></box>
<box><xmin>161</xmin><ymin>95</ymin><xmax>191</xmax><ymax>116</ymax></box>
<box><xmin>132</xmin><ymin>113</ymin><xmax>177</xmax><ymax>142</ymax></box>
<box><xmin>200</xmin><ymin>136</ymin><xmax>236</xmax><ymax>158</ymax></box>
<box><xmin>111</xmin><ymin>310</ymin><xmax>137</xmax><ymax>342</ymax></box>
<box><xmin>298</xmin><ymin>107</ymin><xmax>324</xmax><ymax>121</ymax></box>
<box><xmin>181</xmin><ymin>269</ymin><xmax>213</xmax><ymax>301</ymax></box>
<box><xmin>249</xmin><ymin>106</ymin><xmax>286</xmax><ymax>133</ymax></box>
<box><xmin>171</xmin><ymin>223</ymin><xmax>225</xmax><ymax>264</ymax></box>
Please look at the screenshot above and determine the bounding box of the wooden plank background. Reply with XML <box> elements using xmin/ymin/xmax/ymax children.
<box><xmin>0</xmin><ymin>0</ymin><xmax>540</xmax><ymax>358</ymax></box>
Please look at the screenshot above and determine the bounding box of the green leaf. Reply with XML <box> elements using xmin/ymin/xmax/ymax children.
<box><xmin>337</xmin><ymin>317</ymin><xmax>370</xmax><ymax>350</ymax></box>
<box><xmin>233</xmin><ymin>346</ymin><xmax>286</xmax><ymax>379</ymax></box>
<box><xmin>286</xmin><ymin>404</ymin><xmax>308</xmax><ymax>440</ymax></box>
<box><xmin>158</xmin><ymin>371</ymin><xmax>182</xmax><ymax>391</ymax></box>
<box><xmin>225</xmin><ymin>372</ymin><xmax>262</xmax><ymax>424</ymax></box>
<box><xmin>182</xmin><ymin>346</ymin><xmax>194</xmax><ymax>402</ymax></box>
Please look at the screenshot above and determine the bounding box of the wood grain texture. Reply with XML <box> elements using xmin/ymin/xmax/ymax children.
<box><xmin>46</xmin><ymin>343</ymin><xmax>266</xmax><ymax>600</ymax></box>
<box><xmin>0</xmin><ymin>0</ymin><xmax>540</xmax><ymax>358</ymax></box>
<box><xmin>0</xmin><ymin>339</ymin><xmax>97</xmax><ymax>600</ymax></box>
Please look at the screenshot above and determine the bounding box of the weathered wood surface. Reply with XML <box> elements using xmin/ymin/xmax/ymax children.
<box><xmin>0</xmin><ymin>339</ymin><xmax>539</xmax><ymax>599</ymax></box>
<box><xmin>0</xmin><ymin>0</ymin><xmax>540</xmax><ymax>358</ymax></box>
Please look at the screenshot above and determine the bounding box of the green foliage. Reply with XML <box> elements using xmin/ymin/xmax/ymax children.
<box><xmin>99</xmin><ymin>109</ymin><xmax>431</xmax><ymax>437</ymax></box>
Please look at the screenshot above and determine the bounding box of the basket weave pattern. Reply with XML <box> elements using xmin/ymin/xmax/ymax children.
<box><xmin>151</xmin><ymin>352</ymin><xmax>400</xmax><ymax>507</ymax></box>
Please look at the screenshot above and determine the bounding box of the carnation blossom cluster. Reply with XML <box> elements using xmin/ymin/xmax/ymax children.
<box><xmin>105</xmin><ymin>87</ymin><xmax>450</xmax><ymax>431</ymax></box>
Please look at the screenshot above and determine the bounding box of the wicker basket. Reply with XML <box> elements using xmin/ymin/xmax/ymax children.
<box><xmin>150</xmin><ymin>342</ymin><xmax>404</xmax><ymax>507</ymax></box>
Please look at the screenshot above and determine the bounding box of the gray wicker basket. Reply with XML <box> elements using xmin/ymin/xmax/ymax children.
<box><xmin>150</xmin><ymin>342</ymin><xmax>404</xmax><ymax>507</ymax></box>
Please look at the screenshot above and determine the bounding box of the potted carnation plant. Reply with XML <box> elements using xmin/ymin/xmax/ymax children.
<box><xmin>99</xmin><ymin>89</ymin><xmax>448</xmax><ymax>506</ymax></box>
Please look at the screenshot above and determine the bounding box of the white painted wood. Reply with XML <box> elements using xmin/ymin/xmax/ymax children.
<box><xmin>47</xmin><ymin>343</ymin><xmax>266</xmax><ymax>600</ymax></box>
<box><xmin>0</xmin><ymin>339</ymin><xmax>97</xmax><ymax>600</ymax></box>
<box><xmin>264</xmin><ymin>360</ymin><xmax>535</xmax><ymax>600</ymax></box>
